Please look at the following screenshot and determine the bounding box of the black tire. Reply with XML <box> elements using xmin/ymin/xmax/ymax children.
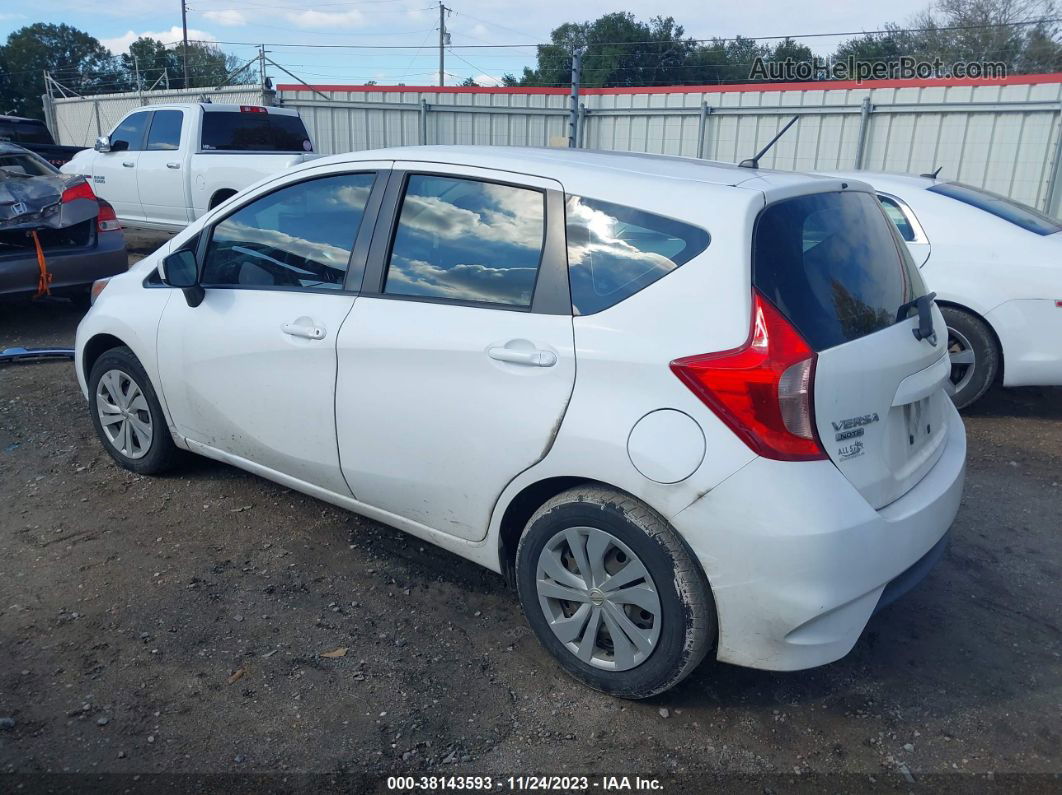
<box><xmin>515</xmin><ymin>485</ymin><xmax>715</xmax><ymax>699</ymax></box>
<box><xmin>940</xmin><ymin>306</ymin><xmax>999</xmax><ymax>410</ymax></box>
<box><xmin>87</xmin><ymin>346</ymin><xmax>181</xmax><ymax>475</ymax></box>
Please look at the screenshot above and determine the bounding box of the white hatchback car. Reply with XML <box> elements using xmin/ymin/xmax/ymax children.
<box><xmin>77</xmin><ymin>147</ymin><xmax>966</xmax><ymax>698</ymax></box>
<box><xmin>828</xmin><ymin>171</ymin><xmax>1062</xmax><ymax>408</ymax></box>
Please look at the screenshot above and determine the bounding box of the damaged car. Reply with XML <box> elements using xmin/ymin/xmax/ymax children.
<box><xmin>0</xmin><ymin>142</ymin><xmax>127</xmax><ymax>309</ymax></box>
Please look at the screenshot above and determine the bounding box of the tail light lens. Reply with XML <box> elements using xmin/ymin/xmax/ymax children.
<box><xmin>670</xmin><ymin>290</ymin><xmax>826</xmax><ymax>461</ymax></box>
<box><xmin>90</xmin><ymin>277</ymin><xmax>111</xmax><ymax>305</ymax></box>
<box><xmin>96</xmin><ymin>200</ymin><xmax>121</xmax><ymax>232</ymax></box>
<box><xmin>61</xmin><ymin>180</ymin><xmax>95</xmax><ymax>203</ymax></box>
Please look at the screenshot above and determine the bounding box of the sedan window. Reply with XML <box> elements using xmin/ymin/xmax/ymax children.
<box><xmin>384</xmin><ymin>174</ymin><xmax>545</xmax><ymax>308</ymax></box>
<box><xmin>201</xmin><ymin>173</ymin><xmax>375</xmax><ymax>291</ymax></box>
<box><xmin>877</xmin><ymin>196</ymin><xmax>916</xmax><ymax>242</ymax></box>
<box><xmin>928</xmin><ymin>181</ymin><xmax>1061</xmax><ymax>236</ymax></box>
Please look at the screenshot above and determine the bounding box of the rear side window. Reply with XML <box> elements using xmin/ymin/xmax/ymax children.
<box><xmin>928</xmin><ymin>181</ymin><xmax>1061</xmax><ymax>236</ymax></box>
<box><xmin>200</xmin><ymin>111</ymin><xmax>312</xmax><ymax>152</ymax></box>
<box><xmin>384</xmin><ymin>174</ymin><xmax>545</xmax><ymax>308</ymax></box>
<box><xmin>111</xmin><ymin>112</ymin><xmax>150</xmax><ymax>152</ymax></box>
<box><xmin>565</xmin><ymin>196</ymin><xmax>709</xmax><ymax>315</ymax></box>
<box><xmin>753</xmin><ymin>191</ymin><xmax>927</xmax><ymax>351</ymax></box>
<box><xmin>878</xmin><ymin>196</ymin><xmax>916</xmax><ymax>242</ymax></box>
<box><xmin>146</xmin><ymin>110</ymin><xmax>183</xmax><ymax>150</ymax></box>
<box><xmin>202</xmin><ymin>173</ymin><xmax>375</xmax><ymax>290</ymax></box>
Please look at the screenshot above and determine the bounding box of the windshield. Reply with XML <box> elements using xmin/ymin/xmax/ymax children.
<box><xmin>753</xmin><ymin>190</ymin><xmax>927</xmax><ymax>351</ymax></box>
<box><xmin>200</xmin><ymin>112</ymin><xmax>312</xmax><ymax>152</ymax></box>
<box><xmin>928</xmin><ymin>181</ymin><xmax>1062</xmax><ymax>236</ymax></box>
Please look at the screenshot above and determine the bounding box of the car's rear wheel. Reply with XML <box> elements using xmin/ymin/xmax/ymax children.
<box><xmin>88</xmin><ymin>346</ymin><xmax>181</xmax><ymax>475</ymax></box>
<box><xmin>940</xmin><ymin>306</ymin><xmax>999</xmax><ymax>410</ymax></box>
<box><xmin>515</xmin><ymin>486</ymin><xmax>714</xmax><ymax>699</ymax></box>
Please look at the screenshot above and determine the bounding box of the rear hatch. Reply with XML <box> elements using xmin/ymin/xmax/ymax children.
<box><xmin>754</xmin><ymin>188</ymin><xmax>951</xmax><ymax>509</ymax></box>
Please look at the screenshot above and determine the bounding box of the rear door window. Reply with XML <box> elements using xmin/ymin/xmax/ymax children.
<box><xmin>111</xmin><ymin>112</ymin><xmax>150</xmax><ymax>152</ymax></box>
<box><xmin>928</xmin><ymin>181</ymin><xmax>1061</xmax><ymax>235</ymax></box>
<box><xmin>877</xmin><ymin>196</ymin><xmax>916</xmax><ymax>242</ymax></box>
<box><xmin>200</xmin><ymin>111</ymin><xmax>312</xmax><ymax>152</ymax></box>
<box><xmin>146</xmin><ymin>110</ymin><xmax>183</xmax><ymax>150</ymax></box>
<box><xmin>753</xmin><ymin>190</ymin><xmax>927</xmax><ymax>351</ymax></box>
<box><xmin>565</xmin><ymin>196</ymin><xmax>709</xmax><ymax>315</ymax></box>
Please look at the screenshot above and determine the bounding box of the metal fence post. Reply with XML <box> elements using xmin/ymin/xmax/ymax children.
<box><xmin>696</xmin><ymin>102</ymin><xmax>712</xmax><ymax>159</ymax></box>
<box><xmin>568</xmin><ymin>48</ymin><xmax>584</xmax><ymax>148</ymax></box>
<box><xmin>854</xmin><ymin>96</ymin><xmax>872</xmax><ymax>169</ymax></box>
<box><xmin>578</xmin><ymin>103</ymin><xmax>588</xmax><ymax>148</ymax></box>
<box><xmin>94</xmin><ymin>101</ymin><xmax>102</xmax><ymax>138</ymax></box>
<box><xmin>1044</xmin><ymin>105</ymin><xmax>1062</xmax><ymax>216</ymax></box>
<box><xmin>420</xmin><ymin>99</ymin><xmax>429</xmax><ymax>145</ymax></box>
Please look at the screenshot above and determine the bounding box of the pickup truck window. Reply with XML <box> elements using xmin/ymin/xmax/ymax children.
<box><xmin>146</xmin><ymin>110</ymin><xmax>183</xmax><ymax>151</ymax></box>
<box><xmin>202</xmin><ymin>172</ymin><xmax>375</xmax><ymax>291</ymax></box>
<box><xmin>111</xmin><ymin>112</ymin><xmax>150</xmax><ymax>152</ymax></box>
<box><xmin>0</xmin><ymin>120</ymin><xmax>53</xmax><ymax>145</ymax></box>
<box><xmin>200</xmin><ymin>112</ymin><xmax>312</xmax><ymax>152</ymax></box>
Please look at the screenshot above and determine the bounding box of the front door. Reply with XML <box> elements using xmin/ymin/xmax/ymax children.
<box><xmin>335</xmin><ymin>165</ymin><xmax>576</xmax><ymax>541</ymax></box>
<box><xmin>93</xmin><ymin>110</ymin><xmax>151</xmax><ymax>222</ymax></box>
<box><xmin>157</xmin><ymin>168</ymin><xmax>385</xmax><ymax>495</ymax></box>
<box><xmin>137</xmin><ymin>109</ymin><xmax>191</xmax><ymax>226</ymax></box>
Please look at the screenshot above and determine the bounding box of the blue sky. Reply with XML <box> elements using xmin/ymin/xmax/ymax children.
<box><xmin>0</xmin><ymin>0</ymin><xmax>931</xmax><ymax>87</ymax></box>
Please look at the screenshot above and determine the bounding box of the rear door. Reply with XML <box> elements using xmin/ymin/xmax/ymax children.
<box><xmin>93</xmin><ymin>110</ymin><xmax>151</xmax><ymax>222</ymax></box>
<box><xmin>878</xmin><ymin>193</ymin><xmax>931</xmax><ymax>267</ymax></box>
<box><xmin>137</xmin><ymin>109</ymin><xmax>191</xmax><ymax>225</ymax></box>
<box><xmin>754</xmin><ymin>188</ymin><xmax>950</xmax><ymax>509</ymax></box>
<box><xmin>334</xmin><ymin>164</ymin><xmax>575</xmax><ymax>541</ymax></box>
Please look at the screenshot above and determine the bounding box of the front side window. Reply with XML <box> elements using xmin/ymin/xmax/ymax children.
<box><xmin>201</xmin><ymin>173</ymin><xmax>375</xmax><ymax>290</ymax></box>
<box><xmin>565</xmin><ymin>196</ymin><xmax>709</xmax><ymax>315</ymax></box>
<box><xmin>110</xmin><ymin>112</ymin><xmax>150</xmax><ymax>152</ymax></box>
<box><xmin>928</xmin><ymin>181</ymin><xmax>1061</xmax><ymax>236</ymax></box>
<box><xmin>384</xmin><ymin>174</ymin><xmax>545</xmax><ymax>308</ymax></box>
<box><xmin>146</xmin><ymin>110</ymin><xmax>183</xmax><ymax>151</ymax></box>
<box><xmin>754</xmin><ymin>191</ymin><xmax>928</xmax><ymax>351</ymax></box>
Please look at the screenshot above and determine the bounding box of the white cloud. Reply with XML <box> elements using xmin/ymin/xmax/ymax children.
<box><xmin>284</xmin><ymin>9</ymin><xmax>366</xmax><ymax>29</ymax></box>
<box><xmin>202</xmin><ymin>10</ymin><xmax>248</xmax><ymax>27</ymax></box>
<box><xmin>101</xmin><ymin>26</ymin><xmax>218</xmax><ymax>55</ymax></box>
<box><xmin>473</xmin><ymin>73</ymin><xmax>504</xmax><ymax>86</ymax></box>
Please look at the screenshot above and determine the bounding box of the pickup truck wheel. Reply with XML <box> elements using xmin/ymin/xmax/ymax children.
<box><xmin>88</xmin><ymin>347</ymin><xmax>181</xmax><ymax>475</ymax></box>
<box><xmin>940</xmin><ymin>306</ymin><xmax>999</xmax><ymax>410</ymax></box>
<box><xmin>515</xmin><ymin>486</ymin><xmax>715</xmax><ymax>699</ymax></box>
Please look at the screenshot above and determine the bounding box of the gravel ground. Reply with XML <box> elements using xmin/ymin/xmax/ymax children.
<box><xmin>0</xmin><ymin>231</ymin><xmax>1059</xmax><ymax>792</ymax></box>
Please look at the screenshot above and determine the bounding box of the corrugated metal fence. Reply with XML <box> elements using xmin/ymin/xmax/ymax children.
<box><xmin>49</xmin><ymin>74</ymin><xmax>1062</xmax><ymax>215</ymax></box>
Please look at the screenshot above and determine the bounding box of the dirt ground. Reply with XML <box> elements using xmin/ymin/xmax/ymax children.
<box><xmin>0</xmin><ymin>231</ymin><xmax>1059</xmax><ymax>792</ymax></box>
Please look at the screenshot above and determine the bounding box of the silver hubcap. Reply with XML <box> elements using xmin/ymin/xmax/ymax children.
<box><xmin>536</xmin><ymin>526</ymin><xmax>662</xmax><ymax>672</ymax></box>
<box><xmin>947</xmin><ymin>326</ymin><xmax>976</xmax><ymax>394</ymax></box>
<box><xmin>95</xmin><ymin>368</ymin><xmax>153</xmax><ymax>460</ymax></box>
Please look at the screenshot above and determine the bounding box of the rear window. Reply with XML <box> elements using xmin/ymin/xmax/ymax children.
<box><xmin>200</xmin><ymin>111</ymin><xmax>312</xmax><ymax>152</ymax></box>
<box><xmin>0</xmin><ymin>120</ymin><xmax>53</xmax><ymax>145</ymax></box>
<box><xmin>928</xmin><ymin>181</ymin><xmax>1061</xmax><ymax>236</ymax></box>
<box><xmin>565</xmin><ymin>196</ymin><xmax>709</xmax><ymax>315</ymax></box>
<box><xmin>753</xmin><ymin>191</ymin><xmax>927</xmax><ymax>351</ymax></box>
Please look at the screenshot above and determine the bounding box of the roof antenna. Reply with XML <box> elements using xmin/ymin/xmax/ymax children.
<box><xmin>919</xmin><ymin>165</ymin><xmax>943</xmax><ymax>179</ymax></box>
<box><xmin>738</xmin><ymin>116</ymin><xmax>799</xmax><ymax>169</ymax></box>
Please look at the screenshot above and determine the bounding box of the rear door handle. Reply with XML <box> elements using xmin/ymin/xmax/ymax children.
<box><xmin>166</xmin><ymin>162</ymin><xmax>181</xmax><ymax>169</ymax></box>
<box><xmin>281</xmin><ymin>321</ymin><xmax>326</xmax><ymax>340</ymax></box>
<box><xmin>122</xmin><ymin>161</ymin><xmax>134</xmax><ymax>168</ymax></box>
<box><xmin>487</xmin><ymin>346</ymin><xmax>557</xmax><ymax>367</ymax></box>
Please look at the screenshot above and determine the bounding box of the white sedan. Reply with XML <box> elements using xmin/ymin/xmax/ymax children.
<box><xmin>829</xmin><ymin>171</ymin><xmax>1062</xmax><ymax>408</ymax></box>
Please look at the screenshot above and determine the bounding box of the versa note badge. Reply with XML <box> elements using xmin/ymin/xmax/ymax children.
<box><xmin>832</xmin><ymin>413</ymin><xmax>879</xmax><ymax>442</ymax></box>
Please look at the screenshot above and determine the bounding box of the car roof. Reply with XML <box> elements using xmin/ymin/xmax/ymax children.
<box><xmin>821</xmin><ymin>170</ymin><xmax>938</xmax><ymax>192</ymax></box>
<box><xmin>305</xmin><ymin>145</ymin><xmax>850</xmax><ymax>196</ymax></box>
<box><xmin>0</xmin><ymin>114</ymin><xmax>44</xmax><ymax>123</ymax></box>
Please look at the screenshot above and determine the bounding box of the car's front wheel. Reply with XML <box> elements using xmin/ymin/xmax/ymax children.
<box><xmin>516</xmin><ymin>486</ymin><xmax>715</xmax><ymax>699</ymax></box>
<box><xmin>88</xmin><ymin>346</ymin><xmax>181</xmax><ymax>475</ymax></box>
<box><xmin>940</xmin><ymin>306</ymin><xmax>999</xmax><ymax>410</ymax></box>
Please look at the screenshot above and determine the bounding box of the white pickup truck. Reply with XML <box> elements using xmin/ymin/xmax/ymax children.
<box><xmin>62</xmin><ymin>103</ymin><xmax>320</xmax><ymax>232</ymax></box>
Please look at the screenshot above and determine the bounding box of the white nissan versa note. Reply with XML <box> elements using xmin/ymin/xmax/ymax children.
<box><xmin>76</xmin><ymin>146</ymin><xmax>966</xmax><ymax>698</ymax></box>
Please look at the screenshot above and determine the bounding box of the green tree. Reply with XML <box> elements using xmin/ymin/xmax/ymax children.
<box><xmin>0</xmin><ymin>23</ymin><xmax>119</xmax><ymax>118</ymax></box>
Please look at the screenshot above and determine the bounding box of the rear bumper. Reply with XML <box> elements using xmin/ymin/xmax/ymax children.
<box><xmin>0</xmin><ymin>230</ymin><xmax>127</xmax><ymax>297</ymax></box>
<box><xmin>987</xmin><ymin>299</ymin><xmax>1062</xmax><ymax>387</ymax></box>
<box><xmin>672</xmin><ymin>399</ymin><xmax>965</xmax><ymax>671</ymax></box>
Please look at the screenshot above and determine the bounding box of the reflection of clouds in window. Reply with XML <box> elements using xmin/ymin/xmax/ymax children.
<box><xmin>326</xmin><ymin>183</ymin><xmax>372</xmax><ymax>211</ymax></box>
<box><xmin>385</xmin><ymin>176</ymin><xmax>545</xmax><ymax>307</ymax></box>
<box><xmin>217</xmin><ymin>220</ymin><xmax>351</xmax><ymax>266</ymax></box>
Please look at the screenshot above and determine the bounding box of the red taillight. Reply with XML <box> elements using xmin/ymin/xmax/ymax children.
<box><xmin>97</xmin><ymin>200</ymin><xmax>121</xmax><ymax>233</ymax></box>
<box><xmin>670</xmin><ymin>291</ymin><xmax>826</xmax><ymax>461</ymax></box>
<box><xmin>61</xmin><ymin>180</ymin><xmax>95</xmax><ymax>203</ymax></box>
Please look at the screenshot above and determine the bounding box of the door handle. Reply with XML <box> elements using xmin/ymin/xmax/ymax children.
<box><xmin>281</xmin><ymin>321</ymin><xmax>326</xmax><ymax>340</ymax></box>
<box><xmin>488</xmin><ymin>346</ymin><xmax>557</xmax><ymax>367</ymax></box>
<box><xmin>166</xmin><ymin>162</ymin><xmax>181</xmax><ymax>169</ymax></box>
<box><xmin>122</xmin><ymin>161</ymin><xmax>134</xmax><ymax>168</ymax></box>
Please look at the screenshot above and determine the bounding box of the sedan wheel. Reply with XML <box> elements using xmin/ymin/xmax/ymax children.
<box><xmin>946</xmin><ymin>327</ymin><xmax>977</xmax><ymax>395</ymax></box>
<box><xmin>95</xmin><ymin>368</ymin><xmax>153</xmax><ymax>459</ymax></box>
<box><xmin>536</xmin><ymin>526</ymin><xmax>662</xmax><ymax>671</ymax></box>
<box><xmin>939</xmin><ymin>306</ymin><xmax>999</xmax><ymax>410</ymax></box>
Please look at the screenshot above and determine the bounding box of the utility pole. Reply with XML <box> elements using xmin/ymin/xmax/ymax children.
<box><xmin>568</xmin><ymin>47</ymin><xmax>584</xmax><ymax>148</ymax></box>
<box><xmin>181</xmin><ymin>0</ymin><xmax>190</xmax><ymax>89</ymax></box>
<box><xmin>259</xmin><ymin>44</ymin><xmax>266</xmax><ymax>86</ymax></box>
<box><xmin>438</xmin><ymin>2</ymin><xmax>450</xmax><ymax>87</ymax></box>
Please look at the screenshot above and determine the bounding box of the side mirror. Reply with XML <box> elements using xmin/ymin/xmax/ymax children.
<box><xmin>160</xmin><ymin>249</ymin><xmax>204</xmax><ymax>307</ymax></box>
<box><xmin>94</xmin><ymin>135</ymin><xmax>111</xmax><ymax>153</ymax></box>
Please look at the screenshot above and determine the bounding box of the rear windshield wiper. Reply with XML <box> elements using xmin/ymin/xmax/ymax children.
<box><xmin>896</xmin><ymin>292</ymin><xmax>938</xmax><ymax>344</ymax></box>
